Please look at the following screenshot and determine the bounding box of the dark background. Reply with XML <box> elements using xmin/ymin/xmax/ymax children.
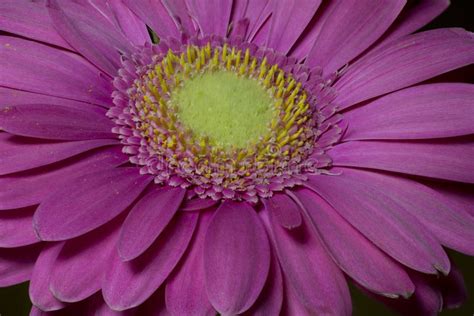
<box><xmin>0</xmin><ymin>0</ymin><xmax>473</xmax><ymax>315</ymax></box>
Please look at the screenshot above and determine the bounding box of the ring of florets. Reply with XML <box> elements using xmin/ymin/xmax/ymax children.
<box><xmin>109</xmin><ymin>37</ymin><xmax>343</xmax><ymax>202</ymax></box>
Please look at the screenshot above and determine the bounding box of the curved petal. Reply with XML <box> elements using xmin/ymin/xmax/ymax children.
<box><xmin>244</xmin><ymin>252</ymin><xmax>283</xmax><ymax>316</ymax></box>
<box><xmin>0</xmin><ymin>0</ymin><xmax>71</xmax><ymax>49</ymax></box>
<box><xmin>441</xmin><ymin>263</ymin><xmax>467</xmax><ymax>309</ymax></box>
<box><xmin>334</xmin><ymin>28</ymin><xmax>474</xmax><ymax>109</ymax></box>
<box><xmin>265</xmin><ymin>0</ymin><xmax>322</xmax><ymax>54</ymax></box>
<box><xmin>330</xmin><ymin>140</ymin><xmax>474</xmax><ymax>184</ymax></box>
<box><xmin>294</xmin><ymin>189</ymin><xmax>415</xmax><ymax>298</ymax></box>
<box><xmin>344</xmin><ymin>83</ymin><xmax>474</xmax><ymax>141</ymax></box>
<box><xmin>50</xmin><ymin>217</ymin><xmax>122</xmax><ymax>303</ymax></box>
<box><xmin>123</xmin><ymin>0</ymin><xmax>181</xmax><ymax>39</ymax></box>
<box><xmin>269</xmin><ymin>212</ymin><xmax>351</xmax><ymax>316</ymax></box>
<box><xmin>262</xmin><ymin>193</ymin><xmax>302</xmax><ymax>229</ymax></box>
<box><xmin>0</xmin><ymin>207</ymin><xmax>39</xmax><ymax>248</ymax></box>
<box><xmin>0</xmin><ymin>104</ymin><xmax>115</xmax><ymax>141</ymax></box>
<box><xmin>0</xmin><ymin>134</ymin><xmax>118</xmax><ymax>176</ymax></box>
<box><xmin>180</xmin><ymin>198</ymin><xmax>219</xmax><ymax>211</ymax></box>
<box><xmin>204</xmin><ymin>201</ymin><xmax>270</xmax><ymax>315</ymax></box>
<box><xmin>185</xmin><ymin>0</ymin><xmax>232</xmax><ymax>37</ymax></box>
<box><xmin>0</xmin><ymin>36</ymin><xmax>113</xmax><ymax>107</ymax></box>
<box><xmin>118</xmin><ymin>187</ymin><xmax>186</xmax><ymax>261</ymax></box>
<box><xmin>0</xmin><ymin>244</ymin><xmax>41</xmax><ymax>287</ymax></box>
<box><xmin>34</xmin><ymin>168</ymin><xmax>152</xmax><ymax>241</ymax></box>
<box><xmin>0</xmin><ymin>87</ymin><xmax>105</xmax><ymax>109</ymax></box>
<box><xmin>107</xmin><ymin>0</ymin><xmax>150</xmax><ymax>46</ymax></box>
<box><xmin>0</xmin><ymin>147</ymin><xmax>128</xmax><ymax>210</ymax></box>
<box><xmin>378</xmin><ymin>0</ymin><xmax>450</xmax><ymax>46</ymax></box>
<box><xmin>337</xmin><ymin>168</ymin><xmax>474</xmax><ymax>255</ymax></box>
<box><xmin>29</xmin><ymin>243</ymin><xmax>65</xmax><ymax>312</ymax></box>
<box><xmin>162</xmin><ymin>0</ymin><xmax>196</xmax><ymax>36</ymax></box>
<box><xmin>165</xmin><ymin>212</ymin><xmax>215</xmax><ymax>316</ymax></box>
<box><xmin>306</xmin><ymin>173</ymin><xmax>451</xmax><ymax>274</ymax></box>
<box><xmin>305</xmin><ymin>0</ymin><xmax>405</xmax><ymax>75</ymax></box>
<box><xmin>48</xmin><ymin>0</ymin><xmax>133</xmax><ymax>77</ymax></box>
<box><xmin>103</xmin><ymin>212</ymin><xmax>198</xmax><ymax>311</ymax></box>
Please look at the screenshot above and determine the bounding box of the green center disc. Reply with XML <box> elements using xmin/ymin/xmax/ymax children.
<box><xmin>171</xmin><ymin>70</ymin><xmax>276</xmax><ymax>148</ymax></box>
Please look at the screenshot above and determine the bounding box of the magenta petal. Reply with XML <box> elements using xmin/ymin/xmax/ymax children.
<box><xmin>123</xmin><ymin>0</ymin><xmax>181</xmax><ymax>39</ymax></box>
<box><xmin>0</xmin><ymin>134</ymin><xmax>118</xmax><ymax>176</ymax></box>
<box><xmin>186</xmin><ymin>0</ymin><xmax>232</xmax><ymax>37</ymax></box>
<box><xmin>334</xmin><ymin>28</ymin><xmax>474</xmax><ymax>109</ymax></box>
<box><xmin>269</xmin><ymin>212</ymin><xmax>351</xmax><ymax>315</ymax></box>
<box><xmin>50</xmin><ymin>218</ymin><xmax>121</xmax><ymax>303</ymax></box>
<box><xmin>165</xmin><ymin>212</ymin><xmax>215</xmax><ymax>316</ymax></box>
<box><xmin>441</xmin><ymin>263</ymin><xmax>467</xmax><ymax>309</ymax></box>
<box><xmin>0</xmin><ymin>207</ymin><xmax>39</xmax><ymax>248</ymax></box>
<box><xmin>262</xmin><ymin>193</ymin><xmax>302</xmax><ymax>229</ymax></box>
<box><xmin>162</xmin><ymin>0</ymin><xmax>196</xmax><ymax>36</ymax></box>
<box><xmin>0</xmin><ymin>1</ymin><xmax>71</xmax><ymax>49</ymax></box>
<box><xmin>306</xmin><ymin>173</ymin><xmax>450</xmax><ymax>274</ymax></box>
<box><xmin>266</xmin><ymin>0</ymin><xmax>321</xmax><ymax>54</ymax></box>
<box><xmin>180</xmin><ymin>198</ymin><xmax>219</xmax><ymax>211</ymax></box>
<box><xmin>204</xmin><ymin>201</ymin><xmax>270</xmax><ymax>315</ymax></box>
<box><xmin>103</xmin><ymin>212</ymin><xmax>198</xmax><ymax>311</ymax></box>
<box><xmin>344</xmin><ymin>83</ymin><xmax>474</xmax><ymax>140</ymax></box>
<box><xmin>48</xmin><ymin>0</ymin><xmax>133</xmax><ymax>77</ymax></box>
<box><xmin>305</xmin><ymin>0</ymin><xmax>405</xmax><ymax>75</ymax></box>
<box><xmin>0</xmin><ymin>104</ymin><xmax>115</xmax><ymax>141</ymax></box>
<box><xmin>29</xmin><ymin>243</ymin><xmax>65</xmax><ymax>311</ymax></box>
<box><xmin>330</xmin><ymin>140</ymin><xmax>474</xmax><ymax>184</ymax></box>
<box><xmin>294</xmin><ymin>189</ymin><xmax>414</xmax><ymax>298</ymax></box>
<box><xmin>244</xmin><ymin>252</ymin><xmax>283</xmax><ymax>316</ymax></box>
<box><xmin>0</xmin><ymin>147</ymin><xmax>128</xmax><ymax>210</ymax></box>
<box><xmin>338</xmin><ymin>168</ymin><xmax>474</xmax><ymax>256</ymax></box>
<box><xmin>378</xmin><ymin>0</ymin><xmax>450</xmax><ymax>46</ymax></box>
<box><xmin>0</xmin><ymin>244</ymin><xmax>41</xmax><ymax>287</ymax></box>
<box><xmin>107</xmin><ymin>0</ymin><xmax>150</xmax><ymax>46</ymax></box>
<box><xmin>0</xmin><ymin>37</ymin><xmax>112</xmax><ymax>107</ymax></box>
<box><xmin>34</xmin><ymin>168</ymin><xmax>152</xmax><ymax>241</ymax></box>
<box><xmin>0</xmin><ymin>87</ymin><xmax>105</xmax><ymax>109</ymax></box>
<box><xmin>118</xmin><ymin>187</ymin><xmax>186</xmax><ymax>261</ymax></box>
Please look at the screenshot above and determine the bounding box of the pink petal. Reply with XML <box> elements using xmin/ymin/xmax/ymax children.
<box><xmin>204</xmin><ymin>201</ymin><xmax>270</xmax><ymax>315</ymax></box>
<box><xmin>48</xmin><ymin>0</ymin><xmax>133</xmax><ymax>77</ymax></box>
<box><xmin>50</xmin><ymin>217</ymin><xmax>122</xmax><ymax>303</ymax></box>
<box><xmin>107</xmin><ymin>0</ymin><xmax>150</xmax><ymax>46</ymax></box>
<box><xmin>0</xmin><ymin>244</ymin><xmax>41</xmax><ymax>287</ymax></box>
<box><xmin>294</xmin><ymin>189</ymin><xmax>414</xmax><ymax>298</ymax></box>
<box><xmin>344</xmin><ymin>83</ymin><xmax>474</xmax><ymax>140</ymax></box>
<box><xmin>185</xmin><ymin>0</ymin><xmax>232</xmax><ymax>37</ymax></box>
<box><xmin>334</xmin><ymin>28</ymin><xmax>474</xmax><ymax>109</ymax></box>
<box><xmin>268</xmin><ymin>211</ymin><xmax>351</xmax><ymax>315</ymax></box>
<box><xmin>262</xmin><ymin>193</ymin><xmax>302</xmax><ymax>229</ymax></box>
<box><xmin>0</xmin><ymin>207</ymin><xmax>39</xmax><ymax>248</ymax></box>
<box><xmin>330</xmin><ymin>140</ymin><xmax>474</xmax><ymax>184</ymax></box>
<box><xmin>0</xmin><ymin>104</ymin><xmax>115</xmax><ymax>141</ymax></box>
<box><xmin>180</xmin><ymin>198</ymin><xmax>219</xmax><ymax>211</ymax></box>
<box><xmin>0</xmin><ymin>147</ymin><xmax>128</xmax><ymax>210</ymax></box>
<box><xmin>103</xmin><ymin>212</ymin><xmax>198</xmax><ymax>311</ymax></box>
<box><xmin>338</xmin><ymin>168</ymin><xmax>474</xmax><ymax>256</ymax></box>
<box><xmin>378</xmin><ymin>0</ymin><xmax>450</xmax><ymax>46</ymax></box>
<box><xmin>0</xmin><ymin>134</ymin><xmax>118</xmax><ymax>176</ymax></box>
<box><xmin>29</xmin><ymin>243</ymin><xmax>65</xmax><ymax>311</ymax></box>
<box><xmin>0</xmin><ymin>0</ymin><xmax>71</xmax><ymax>49</ymax></box>
<box><xmin>305</xmin><ymin>0</ymin><xmax>405</xmax><ymax>75</ymax></box>
<box><xmin>243</xmin><ymin>252</ymin><xmax>283</xmax><ymax>316</ymax></box>
<box><xmin>0</xmin><ymin>37</ymin><xmax>112</xmax><ymax>107</ymax></box>
<box><xmin>265</xmin><ymin>0</ymin><xmax>321</xmax><ymax>54</ymax></box>
<box><xmin>306</xmin><ymin>173</ymin><xmax>450</xmax><ymax>274</ymax></box>
<box><xmin>123</xmin><ymin>0</ymin><xmax>181</xmax><ymax>39</ymax></box>
<box><xmin>119</xmin><ymin>187</ymin><xmax>186</xmax><ymax>261</ymax></box>
<box><xmin>165</xmin><ymin>212</ymin><xmax>215</xmax><ymax>316</ymax></box>
<box><xmin>34</xmin><ymin>168</ymin><xmax>152</xmax><ymax>241</ymax></box>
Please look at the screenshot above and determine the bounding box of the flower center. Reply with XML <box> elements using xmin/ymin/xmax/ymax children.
<box><xmin>170</xmin><ymin>70</ymin><xmax>276</xmax><ymax>149</ymax></box>
<box><xmin>110</xmin><ymin>40</ymin><xmax>341</xmax><ymax>202</ymax></box>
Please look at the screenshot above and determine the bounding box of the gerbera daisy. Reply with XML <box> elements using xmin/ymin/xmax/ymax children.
<box><xmin>0</xmin><ymin>0</ymin><xmax>473</xmax><ymax>315</ymax></box>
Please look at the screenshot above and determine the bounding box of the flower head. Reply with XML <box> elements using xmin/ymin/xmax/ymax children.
<box><xmin>0</xmin><ymin>0</ymin><xmax>473</xmax><ymax>315</ymax></box>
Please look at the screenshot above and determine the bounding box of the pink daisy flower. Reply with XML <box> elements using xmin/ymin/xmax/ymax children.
<box><xmin>0</xmin><ymin>0</ymin><xmax>473</xmax><ymax>315</ymax></box>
